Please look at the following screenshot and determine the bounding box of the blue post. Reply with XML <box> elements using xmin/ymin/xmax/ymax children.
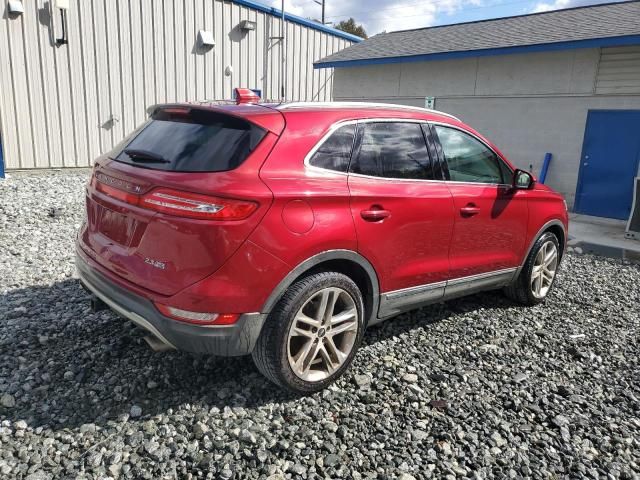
<box><xmin>539</xmin><ymin>152</ymin><xmax>552</xmax><ymax>184</ymax></box>
<box><xmin>0</xmin><ymin>135</ymin><xmax>4</xmax><ymax>179</ymax></box>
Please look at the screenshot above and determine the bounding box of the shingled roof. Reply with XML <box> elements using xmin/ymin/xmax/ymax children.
<box><xmin>315</xmin><ymin>1</ymin><xmax>640</xmax><ymax>68</ymax></box>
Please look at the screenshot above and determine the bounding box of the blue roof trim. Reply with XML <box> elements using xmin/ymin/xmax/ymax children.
<box><xmin>232</xmin><ymin>0</ymin><xmax>363</xmax><ymax>43</ymax></box>
<box><xmin>314</xmin><ymin>34</ymin><xmax>640</xmax><ymax>68</ymax></box>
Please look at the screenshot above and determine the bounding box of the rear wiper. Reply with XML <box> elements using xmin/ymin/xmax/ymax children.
<box><xmin>123</xmin><ymin>149</ymin><xmax>170</xmax><ymax>163</ymax></box>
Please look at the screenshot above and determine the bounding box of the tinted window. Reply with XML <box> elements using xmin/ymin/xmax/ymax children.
<box><xmin>309</xmin><ymin>124</ymin><xmax>355</xmax><ymax>172</ymax></box>
<box><xmin>434</xmin><ymin>125</ymin><xmax>504</xmax><ymax>184</ymax></box>
<box><xmin>350</xmin><ymin>122</ymin><xmax>432</xmax><ymax>180</ymax></box>
<box><xmin>113</xmin><ymin>108</ymin><xmax>266</xmax><ymax>172</ymax></box>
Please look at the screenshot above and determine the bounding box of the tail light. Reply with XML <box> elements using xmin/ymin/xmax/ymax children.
<box><xmin>155</xmin><ymin>303</ymin><xmax>240</xmax><ymax>326</ymax></box>
<box><xmin>141</xmin><ymin>189</ymin><xmax>257</xmax><ymax>220</ymax></box>
<box><xmin>92</xmin><ymin>175</ymin><xmax>257</xmax><ymax>220</ymax></box>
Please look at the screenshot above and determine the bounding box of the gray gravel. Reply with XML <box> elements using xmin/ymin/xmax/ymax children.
<box><xmin>1</xmin><ymin>171</ymin><xmax>639</xmax><ymax>479</ymax></box>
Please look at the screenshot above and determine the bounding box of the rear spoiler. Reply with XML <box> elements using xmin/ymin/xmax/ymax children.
<box><xmin>146</xmin><ymin>101</ymin><xmax>285</xmax><ymax>135</ymax></box>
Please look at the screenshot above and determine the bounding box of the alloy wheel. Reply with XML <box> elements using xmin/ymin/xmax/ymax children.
<box><xmin>287</xmin><ymin>287</ymin><xmax>359</xmax><ymax>382</ymax></box>
<box><xmin>531</xmin><ymin>240</ymin><xmax>558</xmax><ymax>298</ymax></box>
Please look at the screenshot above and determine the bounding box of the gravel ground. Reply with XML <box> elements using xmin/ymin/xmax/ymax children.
<box><xmin>1</xmin><ymin>171</ymin><xmax>639</xmax><ymax>480</ymax></box>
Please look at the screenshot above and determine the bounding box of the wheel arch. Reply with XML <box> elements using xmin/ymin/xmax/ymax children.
<box><xmin>515</xmin><ymin>219</ymin><xmax>567</xmax><ymax>278</ymax></box>
<box><xmin>545</xmin><ymin>223</ymin><xmax>566</xmax><ymax>258</ymax></box>
<box><xmin>261</xmin><ymin>250</ymin><xmax>380</xmax><ymax>326</ymax></box>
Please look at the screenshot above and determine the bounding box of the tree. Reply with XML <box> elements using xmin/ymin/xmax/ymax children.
<box><xmin>334</xmin><ymin>18</ymin><xmax>368</xmax><ymax>39</ymax></box>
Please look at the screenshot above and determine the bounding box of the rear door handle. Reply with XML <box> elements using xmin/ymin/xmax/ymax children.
<box><xmin>460</xmin><ymin>204</ymin><xmax>480</xmax><ymax>217</ymax></box>
<box><xmin>360</xmin><ymin>206</ymin><xmax>391</xmax><ymax>222</ymax></box>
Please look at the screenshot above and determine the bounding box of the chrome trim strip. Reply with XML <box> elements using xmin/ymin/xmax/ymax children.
<box><xmin>446</xmin><ymin>267</ymin><xmax>517</xmax><ymax>287</ymax></box>
<box><xmin>377</xmin><ymin>281</ymin><xmax>446</xmax><ymax>321</ymax></box>
<box><xmin>377</xmin><ymin>267</ymin><xmax>517</xmax><ymax>320</ymax></box>
<box><xmin>277</xmin><ymin>102</ymin><xmax>461</xmax><ymax>121</ymax></box>
<box><xmin>385</xmin><ymin>280</ymin><xmax>447</xmax><ymax>299</ymax></box>
<box><xmin>304</xmin><ymin>118</ymin><xmax>515</xmax><ymax>188</ymax></box>
<box><xmin>444</xmin><ymin>267</ymin><xmax>517</xmax><ymax>298</ymax></box>
<box><xmin>78</xmin><ymin>271</ymin><xmax>177</xmax><ymax>349</ymax></box>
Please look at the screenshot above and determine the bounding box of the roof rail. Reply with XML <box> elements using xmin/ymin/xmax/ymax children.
<box><xmin>276</xmin><ymin>101</ymin><xmax>461</xmax><ymax>121</ymax></box>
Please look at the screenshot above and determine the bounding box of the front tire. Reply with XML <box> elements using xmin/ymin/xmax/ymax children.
<box><xmin>252</xmin><ymin>271</ymin><xmax>365</xmax><ymax>393</ymax></box>
<box><xmin>505</xmin><ymin>231</ymin><xmax>560</xmax><ymax>306</ymax></box>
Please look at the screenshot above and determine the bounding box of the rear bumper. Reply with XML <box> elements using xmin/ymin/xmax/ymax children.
<box><xmin>76</xmin><ymin>248</ymin><xmax>266</xmax><ymax>356</ymax></box>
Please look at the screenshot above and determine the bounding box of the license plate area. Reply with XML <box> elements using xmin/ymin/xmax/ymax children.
<box><xmin>97</xmin><ymin>205</ymin><xmax>140</xmax><ymax>246</ymax></box>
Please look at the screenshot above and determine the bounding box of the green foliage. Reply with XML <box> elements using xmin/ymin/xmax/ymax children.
<box><xmin>335</xmin><ymin>18</ymin><xmax>368</xmax><ymax>39</ymax></box>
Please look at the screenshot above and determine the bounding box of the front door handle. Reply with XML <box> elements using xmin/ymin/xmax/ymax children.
<box><xmin>460</xmin><ymin>204</ymin><xmax>480</xmax><ymax>217</ymax></box>
<box><xmin>361</xmin><ymin>206</ymin><xmax>391</xmax><ymax>222</ymax></box>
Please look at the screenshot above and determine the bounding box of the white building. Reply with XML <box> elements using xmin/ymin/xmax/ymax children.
<box><xmin>316</xmin><ymin>2</ymin><xmax>640</xmax><ymax>220</ymax></box>
<box><xmin>0</xmin><ymin>0</ymin><xmax>359</xmax><ymax>172</ymax></box>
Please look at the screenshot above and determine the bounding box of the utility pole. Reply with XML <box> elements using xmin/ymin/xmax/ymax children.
<box><xmin>313</xmin><ymin>0</ymin><xmax>325</xmax><ymax>24</ymax></box>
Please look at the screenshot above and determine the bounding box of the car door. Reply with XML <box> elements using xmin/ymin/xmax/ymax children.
<box><xmin>348</xmin><ymin>120</ymin><xmax>455</xmax><ymax>318</ymax></box>
<box><xmin>429</xmin><ymin>123</ymin><xmax>528</xmax><ymax>280</ymax></box>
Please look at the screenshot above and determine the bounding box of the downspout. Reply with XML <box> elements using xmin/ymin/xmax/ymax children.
<box><xmin>280</xmin><ymin>0</ymin><xmax>286</xmax><ymax>101</ymax></box>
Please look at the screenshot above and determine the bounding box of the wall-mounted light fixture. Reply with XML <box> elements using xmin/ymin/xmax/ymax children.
<box><xmin>239</xmin><ymin>20</ymin><xmax>257</xmax><ymax>31</ymax></box>
<box><xmin>55</xmin><ymin>0</ymin><xmax>70</xmax><ymax>46</ymax></box>
<box><xmin>7</xmin><ymin>1</ymin><xmax>25</xmax><ymax>15</ymax></box>
<box><xmin>197</xmin><ymin>30</ymin><xmax>215</xmax><ymax>48</ymax></box>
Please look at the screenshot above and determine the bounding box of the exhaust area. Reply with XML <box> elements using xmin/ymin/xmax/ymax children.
<box><xmin>144</xmin><ymin>335</ymin><xmax>175</xmax><ymax>352</ymax></box>
<box><xmin>90</xmin><ymin>295</ymin><xmax>109</xmax><ymax>313</ymax></box>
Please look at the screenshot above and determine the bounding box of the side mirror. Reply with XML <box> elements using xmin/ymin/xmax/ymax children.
<box><xmin>513</xmin><ymin>169</ymin><xmax>535</xmax><ymax>190</ymax></box>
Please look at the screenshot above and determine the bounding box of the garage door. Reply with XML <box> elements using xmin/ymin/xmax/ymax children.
<box><xmin>574</xmin><ymin>110</ymin><xmax>640</xmax><ymax>220</ymax></box>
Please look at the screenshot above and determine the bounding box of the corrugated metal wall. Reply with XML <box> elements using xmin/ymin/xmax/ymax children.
<box><xmin>595</xmin><ymin>46</ymin><xmax>640</xmax><ymax>95</ymax></box>
<box><xmin>0</xmin><ymin>0</ymin><xmax>354</xmax><ymax>169</ymax></box>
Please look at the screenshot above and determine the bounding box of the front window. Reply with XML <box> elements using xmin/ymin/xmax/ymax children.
<box><xmin>434</xmin><ymin>125</ymin><xmax>506</xmax><ymax>184</ymax></box>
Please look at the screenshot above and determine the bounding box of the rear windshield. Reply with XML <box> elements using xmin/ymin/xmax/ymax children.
<box><xmin>112</xmin><ymin>108</ymin><xmax>267</xmax><ymax>172</ymax></box>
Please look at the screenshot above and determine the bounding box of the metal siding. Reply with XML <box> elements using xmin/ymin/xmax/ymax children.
<box><xmin>7</xmin><ymin>7</ymin><xmax>34</xmax><ymax>168</ymax></box>
<box><xmin>0</xmin><ymin>8</ymin><xmax>20</xmax><ymax>168</ymax></box>
<box><xmin>596</xmin><ymin>46</ymin><xmax>640</xmax><ymax>94</ymax></box>
<box><xmin>194</xmin><ymin>0</ymin><xmax>205</xmax><ymax>101</ymax></box>
<box><xmin>55</xmin><ymin>2</ymin><xmax>75</xmax><ymax>166</ymax></box>
<box><xmin>203</xmin><ymin>0</ymin><xmax>215</xmax><ymax>100</ymax></box>
<box><xmin>129</xmin><ymin>0</ymin><xmax>146</xmax><ymax>126</ymax></box>
<box><xmin>22</xmin><ymin>2</ymin><xmax>46</xmax><ymax>168</ymax></box>
<box><xmin>214</xmin><ymin>0</ymin><xmax>224</xmax><ymax>99</ymax></box>
<box><xmin>0</xmin><ymin>0</ymin><xmax>353</xmax><ymax>170</ymax></box>
<box><xmin>255</xmin><ymin>11</ymin><xmax>265</xmax><ymax>98</ymax></box>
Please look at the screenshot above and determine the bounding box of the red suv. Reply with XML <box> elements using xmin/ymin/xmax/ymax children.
<box><xmin>76</xmin><ymin>89</ymin><xmax>568</xmax><ymax>393</ymax></box>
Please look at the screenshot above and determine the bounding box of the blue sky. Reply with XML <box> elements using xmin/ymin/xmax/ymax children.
<box><xmin>265</xmin><ymin>0</ymin><xmax>625</xmax><ymax>35</ymax></box>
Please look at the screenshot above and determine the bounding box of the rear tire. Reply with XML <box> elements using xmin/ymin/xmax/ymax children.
<box><xmin>252</xmin><ymin>271</ymin><xmax>365</xmax><ymax>393</ymax></box>
<box><xmin>505</xmin><ymin>231</ymin><xmax>560</xmax><ymax>306</ymax></box>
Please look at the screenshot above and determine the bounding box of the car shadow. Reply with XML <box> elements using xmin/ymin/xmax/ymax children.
<box><xmin>0</xmin><ymin>278</ymin><xmax>516</xmax><ymax>430</ymax></box>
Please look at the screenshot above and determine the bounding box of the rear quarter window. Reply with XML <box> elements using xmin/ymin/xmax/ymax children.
<box><xmin>112</xmin><ymin>108</ymin><xmax>267</xmax><ymax>172</ymax></box>
<box><xmin>308</xmin><ymin>124</ymin><xmax>356</xmax><ymax>173</ymax></box>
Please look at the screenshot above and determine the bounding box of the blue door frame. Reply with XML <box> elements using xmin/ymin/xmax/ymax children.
<box><xmin>574</xmin><ymin>110</ymin><xmax>640</xmax><ymax>220</ymax></box>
